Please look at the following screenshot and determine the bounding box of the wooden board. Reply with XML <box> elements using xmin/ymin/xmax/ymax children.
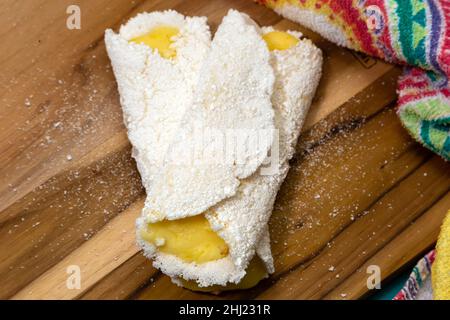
<box><xmin>1</xmin><ymin>0</ymin><xmax>449</xmax><ymax>300</ymax></box>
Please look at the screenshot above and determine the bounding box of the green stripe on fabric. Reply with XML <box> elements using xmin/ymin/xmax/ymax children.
<box><xmin>427</xmin><ymin>70</ymin><xmax>437</xmax><ymax>82</ymax></box>
<box><xmin>386</xmin><ymin>0</ymin><xmax>403</xmax><ymax>59</ymax></box>
<box><xmin>443</xmin><ymin>135</ymin><xmax>450</xmax><ymax>155</ymax></box>
<box><xmin>437</xmin><ymin>115</ymin><xmax>450</xmax><ymax>123</ymax></box>
<box><xmin>419</xmin><ymin>120</ymin><xmax>449</xmax><ymax>158</ymax></box>
<box><xmin>413</xmin><ymin>267</ymin><xmax>423</xmax><ymax>287</ymax></box>
<box><xmin>431</xmin><ymin>124</ymin><xmax>450</xmax><ymax>153</ymax></box>
<box><xmin>396</xmin><ymin>0</ymin><xmax>413</xmax><ymax>63</ymax></box>
<box><xmin>409</xmin><ymin>98</ymin><xmax>450</xmax><ymax>121</ymax></box>
<box><xmin>396</xmin><ymin>0</ymin><xmax>427</xmax><ymax>66</ymax></box>
<box><xmin>420</xmin><ymin>121</ymin><xmax>435</xmax><ymax>151</ymax></box>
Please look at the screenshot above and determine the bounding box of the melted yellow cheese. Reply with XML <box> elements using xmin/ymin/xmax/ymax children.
<box><xmin>263</xmin><ymin>31</ymin><xmax>299</xmax><ymax>51</ymax></box>
<box><xmin>140</xmin><ymin>214</ymin><xmax>229</xmax><ymax>264</ymax></box>
<box><xmin>140</xmin><ymin>215</ymin><xmax>267</xmax><ymax>291</ymax></box>
<box><xmin>181</xmin><ymin>257</ymin><xmax>267</xmax><ymax>292</ymax></box>
<box><xmin>130</xmin><ymin>26</ymin><xmax>179</xmax><ymax>59</ymax></box>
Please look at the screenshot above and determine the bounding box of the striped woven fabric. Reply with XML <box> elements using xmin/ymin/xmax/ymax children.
<box><xmin>257</xmin><ymin>0</ymin><xmax>450</xmax><ymax>160</ymax></box>
<box><xmin>393</xmin><ymin>250</ymin><xmax>435</xmax><ymax>300</ymax></box>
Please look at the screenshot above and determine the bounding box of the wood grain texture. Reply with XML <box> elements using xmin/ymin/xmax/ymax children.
<box><xmin>1</xmin><ymin>0</ymin><xmax>449</xmax><ymax>300</ymax></box>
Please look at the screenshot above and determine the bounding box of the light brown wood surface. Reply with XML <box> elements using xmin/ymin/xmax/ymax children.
<box><xmin>1</xmin><ymin>0</ymin><xmax>449</xmax><ymax>300</ymax></box>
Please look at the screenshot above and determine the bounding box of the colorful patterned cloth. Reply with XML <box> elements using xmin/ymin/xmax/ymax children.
<box><xmin>393</xmin><ymin>250</ymin><xmax>435</xmax><ymax>300</ymax></box>
<box><xmin>257</xmin><ymin>0</ymin><xmax>450</xmax><ymax>160</ymax></box>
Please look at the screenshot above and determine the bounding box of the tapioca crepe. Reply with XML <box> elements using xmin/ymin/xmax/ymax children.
<box><xmin>105</xmin><ymin>9</ymin><xmax>322</xmax><ymax>291</ymax></box>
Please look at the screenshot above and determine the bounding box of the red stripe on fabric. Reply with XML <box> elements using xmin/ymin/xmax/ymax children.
<box><xmin>398</xmin><ymin>90</ymin><xmax>440</xmax><ymax>105</ymax></box>
<box><xmin>327</xmin><ymin>0</ymin><xmax>380</xmax><ymax>56</ymax></box>
<box><xmin>365</xmin><ymin>0</ymin><xmax>397</xmax><ymax>62</ymax></box>
<box><xmin>393</xmin><ymin>291</ymin><xmax>406</xmax><ymax>300</ymax></box>
<box><xmin>398</xmin><ymin>80</ymin><xmax>430</xmax><ymax>90</ymax></box>
<box><xmin>436</xmin><ymin>1</ymin><xmax>450</xmax><ymax>77</ymax></box>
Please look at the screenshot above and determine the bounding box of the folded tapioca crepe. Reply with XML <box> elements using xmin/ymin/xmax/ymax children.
<box><xmin>105</xmin><ymin>9</ymin><xmax>322</xmax><ymax>291</ymax></box>
<box><xmin>105</xmin><ymin>11</ymin><xmax>211</xmax><ymax>184</ymax></box>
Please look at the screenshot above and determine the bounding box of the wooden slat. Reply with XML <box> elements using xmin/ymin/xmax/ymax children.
<box><xmin>324</xmin><ymin>191</ymin><xmax>450</xmax><ymax>299</ymax></box>
<box><xmin>12</xmin><ymin>198</ymin><xmax>147</xmax><ymax>300</ymax></box>
<box><xmin>257</xmin><ymin>156</ymin><xmax>450</xmax><ymax>299</ymax></box>
<box><xmin>80</xmin><ymin>253</ymin><xmax>154</xmax><ymax>300</ymax></box>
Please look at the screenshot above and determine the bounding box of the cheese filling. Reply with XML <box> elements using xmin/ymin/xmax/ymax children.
<box><xmin>135</xmin><ymin>28</ymin><xmax>298</xmax><ymax>290</ymax></box>
<box><xmin>263</xmin><ymin>31</ymin><xmax>299</xmax><ymax>51</ymax></box>
<box><xmin>140</xmin><ymin>215</ymin><xmax>268</xmax><ymax>291</ymax></box>
<box><xmin>140</xmin><ymin>214</ymin><xmax>229</xmax><ymax>263</ymax></box>
<box><xmin>130</xmin><ymin>26</ymin><xmax>179</xmax><ymax>58</ymax></box>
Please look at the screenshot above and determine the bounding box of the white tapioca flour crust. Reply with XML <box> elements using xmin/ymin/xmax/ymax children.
<box><xmin>105</xmin><ymin>9</ymin><xmax>322</xmax><ymax>287</ymax></box>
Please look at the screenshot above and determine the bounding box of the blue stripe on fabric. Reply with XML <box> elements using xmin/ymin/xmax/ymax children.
<box><xmin>427</xmin><ymin>0</ymin><xmax>448</xmax><ymax>87</ymax></box>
